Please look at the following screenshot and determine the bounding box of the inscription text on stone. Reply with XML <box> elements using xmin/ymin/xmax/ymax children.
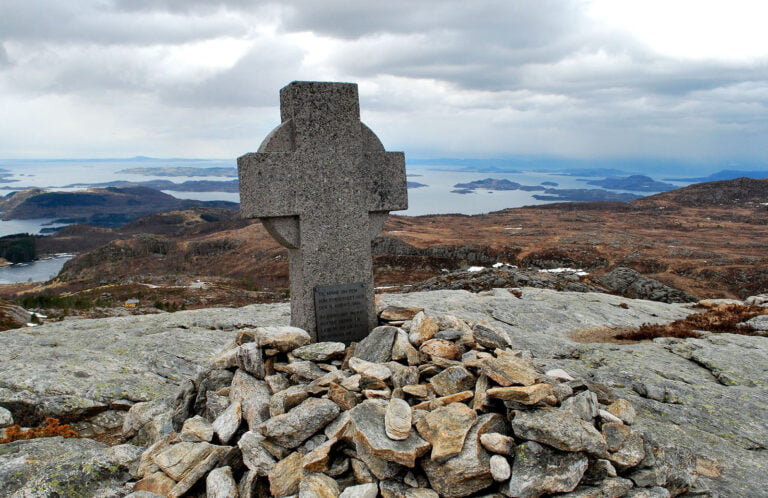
<box><xmin>314</xmin><ymin>282</ymin><xmax>368</xmax><ymax>343</ymax></box>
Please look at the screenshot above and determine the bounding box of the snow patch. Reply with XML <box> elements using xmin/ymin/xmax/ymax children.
<box><xmin>538</xmin><ymin>267</ymin><xmax>589</xmax><ymax>276</ymax></box>
<box><xmin>467</xmin><ymin>266</ymin><xmax>485</xmax><ymax>272</ymax></box>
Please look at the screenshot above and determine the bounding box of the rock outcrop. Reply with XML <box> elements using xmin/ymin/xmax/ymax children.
<box><xmin>597</xmin><ymin>267</ymin><xmax>697</xmax><ymax>303</ymax></box>
<box><xmin>0</xmin><ymin>287</ymin><xmax>765</xmax><ymax>496</ymax></box>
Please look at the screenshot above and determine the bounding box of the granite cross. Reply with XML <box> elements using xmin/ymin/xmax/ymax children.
<box><xmin>238</xmin><ymin>81</ymin><xmax>408</xmax><ymax>343</ymax></box>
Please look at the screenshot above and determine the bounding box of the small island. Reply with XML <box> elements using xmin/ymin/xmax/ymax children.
<box><xmin>533</xmin><ymin>188</ymin><xmax>642</xmax><ymax>202</ymax></box>
<box><xmin>453</xmin><ymin>178</ymin><xmax>521</xmax><ymax>191</ymax></box>
<box><xmin>585</xmin><ymin>175</ymin><xmax>677</xmax><ymax>192</ymax></box>
<box><xmin>66</xmin><ymin>179</ymin><xmax>240</xmax><ymax>193</ymax></box>
<box><xmin>407</xmin><ymin>181</ymin><xmax>428</xmax><ymax>189</ymax></box>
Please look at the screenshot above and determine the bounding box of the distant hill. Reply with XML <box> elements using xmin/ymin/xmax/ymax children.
<box><xmin>586</xmin><ymin>175</ymin><xmax>677</xmax><ymax>192</ymax></box>
<box><xmin>665</xmin><ymin>169</ymin><xmax>768</xmax><ymax>182</ymax></box>
<box><xmin>633</xmin><ymin>177</ymin><xmax>768</xmax><ymax>207</ymax></box>
<box><xmin>0</xmin><ymin>187</ymin><xmax>237</xmax><ymax>225</ymax></box>
<box><xmin>116</xmin><ymin>166</ymin><xmax>237</xmax><ymax>177</ymax></box>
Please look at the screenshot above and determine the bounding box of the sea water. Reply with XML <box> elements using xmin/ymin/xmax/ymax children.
<box><xmin>0</xmin><ymin>158</ymin><xmax>686</xmax><ymax>283</ymax></box>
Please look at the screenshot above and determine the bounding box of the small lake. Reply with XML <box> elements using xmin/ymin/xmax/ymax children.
<box><xmin>0</xmin><ymin>255</ymin><xmax>74</xmax><ymax>284</ymax></box>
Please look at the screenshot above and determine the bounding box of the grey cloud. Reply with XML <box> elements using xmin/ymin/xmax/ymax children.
<box><xmin>0</xmin><ymin>0</ymin><xmax>247</xmax><ymax>45</ymax></box>
<box><xmin>162</xmin><ymin>42</ymin><xmax>305</xmax><ymax>108</ymax></box>
<box><xmin>0</xmin><ymin>44</ymin><xmax>9</xmax><ymax>67</ymax></box>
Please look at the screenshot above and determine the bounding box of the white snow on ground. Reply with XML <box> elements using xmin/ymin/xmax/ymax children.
<box><xmin>467</xmin><ymin>266</ymin><xmax>485</xmax><ymax>272</ymax></box>
<box><xmin>26</xmin><ymin>323</ymin><xmax>38</xmax><ymax>327</ymax></box>
<box><xmin>504</xmin><ymin>227</ymin><xmax>523</xmax><ymax>230</ymax></box>
<box><xmin>538</xmin><ymin>267</ymin><xmax>589</xmax><ymax>276</ymax></box>
<box><xmin>492</xmin><ymin>262</ymin><xmax>518</xmax><ymax>269</ymax></box>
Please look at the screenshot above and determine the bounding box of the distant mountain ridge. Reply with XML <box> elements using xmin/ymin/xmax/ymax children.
<box><xmin>633</xmin><ymin>177</ymin><xmax>768</xmax><ymax>207</ymax></box>
<box><xmin>664</xmin><ymin>169</ymin><xmax>768</xmax><ymax>182</ymax></box>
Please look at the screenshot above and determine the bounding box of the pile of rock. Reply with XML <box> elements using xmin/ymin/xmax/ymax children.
<box><xmin>126</xmin><ymin>308</ymin><xmax>698</xmax><ymax>497</ymax></box>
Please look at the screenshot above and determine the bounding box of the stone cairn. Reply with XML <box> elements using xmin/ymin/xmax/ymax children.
<box><xmin>127</xmin><ymin>306</ymin><xmax>698</xmax><ymax>497</ymax></box>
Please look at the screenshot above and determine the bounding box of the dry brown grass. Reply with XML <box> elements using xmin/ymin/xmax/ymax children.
<box><xmin>615</xmin><ymin>304</ymin><xmax>765</xmax><ymax>341</ymax></box>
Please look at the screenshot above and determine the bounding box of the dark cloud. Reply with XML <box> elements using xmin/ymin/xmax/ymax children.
<box><xmin>0</xmin><ymin>0</ymin><xmax>247</xmax><ymax>45</ymax></box>
<box><xmin>0</xmin><ymin>0</ymin><xmax>766</xmax><ymax>160</ymax></box>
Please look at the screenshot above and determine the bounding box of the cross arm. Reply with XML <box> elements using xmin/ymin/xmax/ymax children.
<box><xmin>238</xmin><ymin>152</ymin><xmax>300</xmax><ymax>219</ymax></box>
<box><xmin>365</xmin><ymin>151</ymin><xmax>408</xmax><ymax>213</ymax></box>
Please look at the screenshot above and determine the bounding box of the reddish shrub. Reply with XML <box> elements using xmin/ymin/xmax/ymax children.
<box><xmin>0</xmin><ymin>417</ymin><xmax>78</xmax><ymax>444</ymax></box>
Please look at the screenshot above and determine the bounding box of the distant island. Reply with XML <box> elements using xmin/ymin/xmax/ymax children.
<box><xmin>116</xmin><ymin>167</ymin><xmax>237</xmax><ymax>177</ymax></box>
<box><xmin>453</xmin><ymin>178</ymin><xmax>522</xmax><ymax>191</ymax></box>
<box><xmin>533</xmin><ymin>189</ymin><xmax>642</xmax><ymax>202</ymax></box>
<box><xmin>541</xmin><ymin>181</ymin><xmax>558</xmax><ymax>186</ymax></box>
<box><xmin>664</xmin><ymin>169</ymin><xmax>768</xmax><ymax>182</ymax></box>
<box><xmin>0</xmin><ymin>170</ymin><xmax>17</xmax><ymax>183</ymax></box>
<box><xmin>407</xmin><ymin>181</ymin><xmax>428</xmax><ymax>189</ymax></box>
<box><xmin>585</xmin><ymin>175</ymin><xmax>677</xmax><ymax>192</ymax></box>
<box><xmin>551</xmin><ymin>168</ymin><xmax>632</xmax><ymax>178</ymax></box>
<box><xmin>66</xmin><ymin>179</ymin><xmax>240</xmax><ymax>193</ymax></box>
<box><xmin>0</xmin><ymin>187</ymin><xmax>237</xmax><ymax>226</ymax></box>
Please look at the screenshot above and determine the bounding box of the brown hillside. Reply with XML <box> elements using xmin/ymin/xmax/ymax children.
<box><xmin>5</xmin><ymin>177</ymin><xmax>767</xmax><ymax>307</ymax></box>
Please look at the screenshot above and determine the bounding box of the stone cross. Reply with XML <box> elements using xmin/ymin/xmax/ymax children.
<box><xmin>238</xmin><ymin>81</ymin><xmax>408</xmax><ymax>343</ymax></box>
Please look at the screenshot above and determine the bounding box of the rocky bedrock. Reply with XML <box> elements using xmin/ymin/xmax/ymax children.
<box><xmin>0</xmin><ymin>287</ymin><xmax>765</xmax><ymax>496</ymax></box>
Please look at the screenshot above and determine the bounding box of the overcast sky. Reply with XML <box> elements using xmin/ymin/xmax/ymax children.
<box><xmin>1</xmin><ymin>0</ymin><xmax>767</xmax><ymax>166</ymax></box>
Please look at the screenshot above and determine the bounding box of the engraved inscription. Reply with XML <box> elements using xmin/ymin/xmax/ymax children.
<box><xmin>314</xmin><ymin>282</ymin><xmax>368</xmax><ymax>344</ymax></box>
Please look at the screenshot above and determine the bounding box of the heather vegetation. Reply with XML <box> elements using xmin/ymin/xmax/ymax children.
<box><xmin>615</xmin><ymin>303</ymin><xmax>766</xmax><ymax>341</ymax></box>
<box><xmin>0</xmin><ymin>417</ymin><xmax>78</xmax><ymax>444</ymax></box>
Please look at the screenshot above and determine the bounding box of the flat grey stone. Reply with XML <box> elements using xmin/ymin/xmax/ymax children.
<box><xmin>237</xmin><ymin>342</ymin><xmax>265</xmax><ymax>378</ymax></box>
<box><xmin>206</xmin><ymin>466</ymin><xmax>238</xmax><ymax>498</ymax></box>
<box><xmin>422</xmin><ymin>413</ymin><xmax>506</xmax><ymax>497</ymax></box>
<box><xmin>0</xmin><ymin>437</ymin><xmax>142</xmax><ymax>497</ymax></box>
<box><xmin>350</xmin><ymin>400</ymin><xmax>431</xmax><ymax>467</ymax></box>
<box><xmin>512</xmin><ymin>408</ymin><xmax>607</xmax><ymax>457</ymax></box>
<box><xmin>0</xmin><ymin>406</ymin><xmax>13</xmax><ymax>427</ymax></box>
<box><xmin>504</xmin><ymin>441</ymin><xmax>588</xmax><ymax>497</ymax></box>
<box><xmin>180</xmin><ymin>415</ymin><xmax>214</xmax><ymax>442</ymax></box>
<box><xmin>153</xmin><ymin>441</ymin><xmax>215</xmax><ymax>481</ymax></box>
<box><xmin>212</xmin><ymin>400</ymin><xmax>242</xmax><ymax>444</ymax></box>
<box><xmin>353</xmin><ymin>326</ymin><xmax>398</xmax><ymax>363</ymax></box>
<box><xmin>230</xmin><ymin>369</ymin><xmax>271</xmax><ymax>430</ymax></box>
<box><xmin>269</xmin><ymin>384</ymin><xmax>310</xmax><ymax>417</ymax></box>
<box><xmin>259</xmin><ymin>397</ymin><xmax>340</xmax><ymax>448</ymax></box>
<box><xmin>292</xmin><ymin>341</ymin><xmax>347</xmax><ymax>361</ymax></box>
<box><xmin>561</xmin><ymin>390</ymin><xmax>599</xmax><ymax>421</ymax></box>
<box><xmin>298</xmin><ymin>471</ymin><xmax>340</xmax><ymax>497</ymax></box>
<box><xmin>238</xmin><ymin>430</ymin><xmax>277</xmax><ymax>476</ymax></box>
<box><xmin>339</xmin><ymin>482</ymin><xmax>379</xmax><ymax>498</ymax></box>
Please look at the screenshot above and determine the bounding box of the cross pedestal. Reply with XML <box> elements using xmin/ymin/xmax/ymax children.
<box><xmin>238</xmin><ymin>81</ymin><xmax>408</xmax><ymax>343</ymax></box>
